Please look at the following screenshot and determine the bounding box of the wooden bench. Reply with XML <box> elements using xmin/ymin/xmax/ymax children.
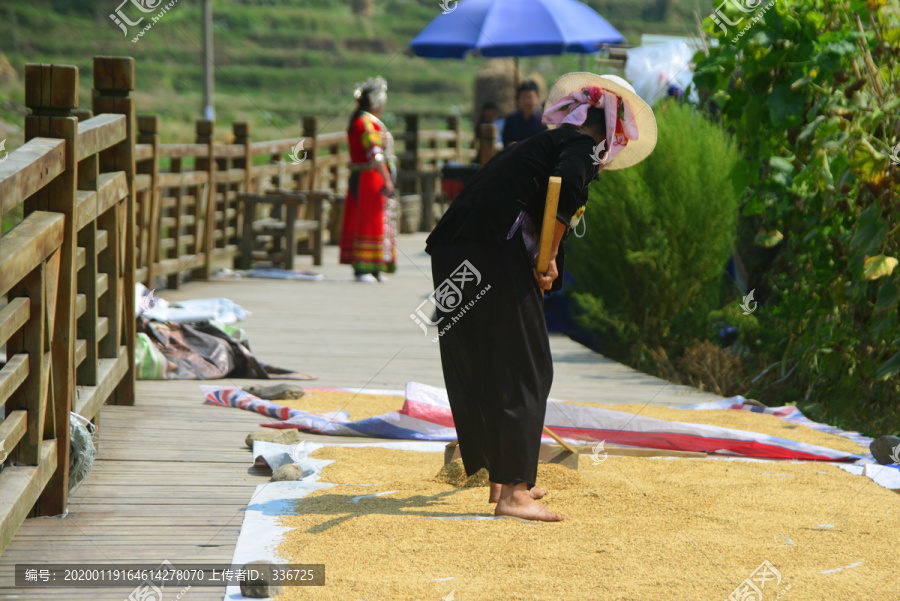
<box><xmin>238</xmin><ymin>191</ymin><xmax>333</xmax><ymax>269</ymax></box>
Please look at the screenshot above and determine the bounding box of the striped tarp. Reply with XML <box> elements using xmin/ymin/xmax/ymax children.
<box><xmin>202</xmin><ymin>381</ymin><xmax>862</xmax><ymax>462</ymax></box>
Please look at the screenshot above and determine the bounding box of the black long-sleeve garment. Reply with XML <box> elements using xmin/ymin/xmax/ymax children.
<box><xmin>425</xmin><ymin>127</ymin><xmax>599</xmax><ymax>291</ymax></box>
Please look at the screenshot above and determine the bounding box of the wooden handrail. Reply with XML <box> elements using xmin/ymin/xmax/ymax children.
<box><xmin>76</xmin><ymin>114</ymin><xmax>127</xmax><ymax>161</ymax></box>
<box><xmin>0</xmin><ymin>138</ymin><xmax>66</xmax><ymax>214</ymax></box>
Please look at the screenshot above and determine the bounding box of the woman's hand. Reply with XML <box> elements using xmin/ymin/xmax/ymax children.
<box><xmin>383</xmin><ymin>180</ymin><xmax>394</xmax><ymax>197</ymax></box>
<box><xmin>533</xmin><ymin>257</ymin><xmax>558</xmax><ymax>291</ymax></box>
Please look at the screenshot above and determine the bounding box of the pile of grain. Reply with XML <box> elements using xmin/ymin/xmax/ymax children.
<box><xmin>435</xmin><ymin>459</ymin><xmax>489</xmax><ymax>487</ymax></box>
<box><xmin>273</xmin><ymin>391</ymin><xmax>405</xmax><ymax>421</ymax></box>
<box><xmin>435</xmin><ymin>458</ymin><xmax>584</xmax><ymax>490</ymax></box>
<box><xmin>272</xmin><ymin>445</ymin><xmax>899</xmax><ymax>601</ymax></box>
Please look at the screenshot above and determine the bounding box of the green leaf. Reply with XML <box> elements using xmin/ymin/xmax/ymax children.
<box><xmin>872</xmin><ymin>310</ymin><xmax>897</xmax><ymax>341</ymax></box>
<box><xmin>850</xmin><ymin>139</ymin><xmax>888</xmax><ymax>183</ymax></box>
<box><xmin>767</xmin><ymin>84</ymin><xmax>806</xmax><ymax>129</ymax></box>
<box><xmin>851</xmin><ymin>204</ymin><xmax>888</xmax><ymax>256</ymax></box>
<box><xmin>730</xmin><ymin>160</ymin><xmax>760</xmax><ymax>195</ymax></box>
<box><xmin>822</xmin><ymin>39</ymin><xmax>857</xmax><ymax>56</ymax></box>
<box><xmin>797</xmin><ymin>116</ymin><xmax>825</xmax><ymax>143</ymax></box>
<box><xmin>820</xmin><ymin>153</ymin><xmax>834</xmax><ymax>188</ymax></box>
<box><xmin>873</xmin><ymin>350</ymin><xmax>900</xmax><ymax>381</ymax></box>
<box><xmin>875</xmin><ymin>279</ymin><xmax>900</xmax><ymax>311</ymax></box>
<box><xmin>769</xmin><ymin>156</ymin><xmax>795</xmax><ymax>173</ymax></box>
<box><xmin>864</xmin><ymin>255</ymin><xmax>899</xmax><ymax>280</ymax></box>
<box><xmin>755</xmin><ymin>230</ymin><xmax>784</xmax><ymax>248</ymax></box>
<box><xmin>742</xmin><ymin>194</ymin><xmax>766</xmax><ymax>217</ymax></box>
<box><xmin>884</xmin><ymin>27</ymin><xmax>900</xmax><ymax>47</ymax></box>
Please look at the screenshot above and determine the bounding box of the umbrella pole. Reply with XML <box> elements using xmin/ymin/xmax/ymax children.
<box><xmin>513</xmin><ymin>57</ymin><xmax>519</xmax><ymax>91</ymax></box>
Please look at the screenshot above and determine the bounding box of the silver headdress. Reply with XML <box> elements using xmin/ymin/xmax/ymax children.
<box><xmin>354</xmin><ymin>76</ymin><xmax>388</xmax><ymax>111</ymax></box>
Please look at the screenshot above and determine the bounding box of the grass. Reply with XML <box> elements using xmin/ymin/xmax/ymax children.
<box><xmin>0</xmin><ymin>0</ymin><xmax>708</xmax><ymax>147</ymax></box>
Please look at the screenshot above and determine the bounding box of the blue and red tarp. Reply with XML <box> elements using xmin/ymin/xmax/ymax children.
<box><xmin>204</xmin><ymin>381</ymin><xmax>863</xmax><ymax>463</ymax></box>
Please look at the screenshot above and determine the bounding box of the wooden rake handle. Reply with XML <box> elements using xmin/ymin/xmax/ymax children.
<box><xmin>536</xmin><ymin>176</ymin><xmax>562</xmax><ymax>274</ymax></box>
<box><xmin>542</xmin><ymin>426</ymin><xmax>578</xmax><ymax>454</ymax></box>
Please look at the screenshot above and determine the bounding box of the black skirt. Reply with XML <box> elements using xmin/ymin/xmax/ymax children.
<box><xmin>429</xmin><ymin>232</ymin><xmax>552</xmax><ymax>488</ymax></box>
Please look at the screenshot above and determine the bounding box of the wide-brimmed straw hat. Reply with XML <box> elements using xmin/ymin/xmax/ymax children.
<box><xmin>546</xmin><ymin>72</ymin><xmax>657</xmax><ymax>170</ymax></box>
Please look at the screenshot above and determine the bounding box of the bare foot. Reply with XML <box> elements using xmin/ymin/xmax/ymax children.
<box><xmin>494</xmin><ymin>483</ymin><xmax>568</xmax><ymax>522</ymax></box>
<box><xmin>488</xmin><ymin>481</ymin><xmax>546</xmax><ymax>503</ymax></box>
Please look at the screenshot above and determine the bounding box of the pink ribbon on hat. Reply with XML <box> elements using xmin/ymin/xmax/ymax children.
<box><xmin>541</xmin><ymin>86</ymin><xmax>639</xmax><ymax>167</ymax></box>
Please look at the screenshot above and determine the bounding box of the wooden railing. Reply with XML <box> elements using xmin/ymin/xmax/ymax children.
<box><xmin>0</xmin><ymin>57</ymin><xmax>137</xmax><ymax>556</ymax></box>
<box><xmin>0</xmin><ymin>55</ymin><xmax>489</xmax><ymax>557</ymax></box>
<box><xmin>122</xmin><ymin>110</ymin><xmax>481</xmax><ymax>286</ymax></box>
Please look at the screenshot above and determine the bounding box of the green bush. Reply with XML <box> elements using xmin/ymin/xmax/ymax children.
<box><xmin>567</xmin><ymin>101</ymin><xmax>741</xmax><ymax>366</ymax></box>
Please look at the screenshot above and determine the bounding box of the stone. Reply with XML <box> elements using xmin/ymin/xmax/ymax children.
<box><xmin>870</xmin><ymin>435</ymin><xmax>900</xmax><ymax>465</ymax></box>
<box><xmin>270</xmin><ymin>463</ymin><xmax>316</xmax><ymax>482</ymax></box>
<box><xmin>239</xmin><ymin>561</ymin><xmax>284</xmax><ymax>598</ymax></box>
<box><xmin>246</xmin><ymin>383</ymin><xmax>305</xmax><ymax>401</ymax></box>
<box><xmin>245</xmin><ymin>429</ymin><xmax>301</xmax><ymax>449</ymax></box>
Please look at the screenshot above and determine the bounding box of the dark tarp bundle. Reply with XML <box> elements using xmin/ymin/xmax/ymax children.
<box><xmin>136</xmin><ymin>318</ymin><xmax>313</xmax><ymax>380</ymax></box>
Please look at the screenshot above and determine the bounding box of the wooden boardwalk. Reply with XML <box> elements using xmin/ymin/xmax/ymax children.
<box><xmin>0</xmin><ymin>233</ymin><xmax>722</xmax><ymax>601</ymax></box>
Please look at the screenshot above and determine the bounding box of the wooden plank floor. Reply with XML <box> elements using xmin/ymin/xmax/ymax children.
<box><xmin>0</xmin><ymin>233</ymin><xmax>724</xmax><ymax>600</ymax></box>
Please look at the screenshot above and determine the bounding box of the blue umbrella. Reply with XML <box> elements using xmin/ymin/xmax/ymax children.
<box><xmin>409</xmin><ymin>0</ymin><xmax>625</xmax><ymax>59</ymax></box>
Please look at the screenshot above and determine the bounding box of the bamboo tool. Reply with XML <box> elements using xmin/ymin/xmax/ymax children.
<box><xmin>541</xmin><ymin>426</ymin><xmax>578</xmax><ymax>454</ymax></box>
<box><xmin>443</xmin><ymin>178</ymin><xmax>578</xmax><ymax>470</ymax></box>
<box><xmin>533</xmin><ymin>176</ymin><xmax>580</xmax><ymax>457</ymax></box>
<box><xmin>443</xmin><ymin>438</ymin><xmax>705</xmax><ymax>469</ymax></box>
<box><xmin>536</xmin><ymin>175</ymin><xmax>562</xmax><ymax>274</ymax></box>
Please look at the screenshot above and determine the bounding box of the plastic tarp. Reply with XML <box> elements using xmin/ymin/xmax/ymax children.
<box><xmin>625</xmin><ymin>41</ymin><xmax>700</xmax><ymax>106</ymax></box>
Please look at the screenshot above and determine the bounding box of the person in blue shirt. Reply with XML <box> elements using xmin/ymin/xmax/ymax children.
<box><xmin>501</xmin><ymin>81</ymin><xmax>546</xmax><ymax>148</ymax></box>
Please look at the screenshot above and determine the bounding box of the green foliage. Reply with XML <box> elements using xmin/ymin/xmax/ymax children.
<box><xmin>567</xmin><ymin>101</ymin><xmax>741</xmax><ymax>365</ymax></box>
<box><xmin>693</xmin><ymin>0</ymin><xmax>900</xmax><ymax>436</ymax></box>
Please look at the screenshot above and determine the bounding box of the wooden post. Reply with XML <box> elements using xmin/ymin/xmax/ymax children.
<box><xmin>138</xmin><ymin>115</ymin><xmax>160</xmax><ymax>286</ymax></box>
<box><xmin>448</xmin><ymin>115</ymin><xmax>462</xmax><ymax>163</ymax></box>
<box><xmin>400</xmin><ymin>114</ymin><xmax>419</xmax><ymax>195</ymax></box>
<box><xmin>92</xmin><ymin>56</ymin><xmax>137</xmax><ymax>407</ymax></box>
<box><xmin>215</xmin><ymin>134</ymin><xmax>229</xmax><ymax>255</ymax></box>
<box><xmin>233</xmin><ymin>121</ymin><xmax>251</xmax><ymax>254</ymax></box>
<box><xmin>22</xmin><ymin>61</ymin><xmax>79</xmax><ymax>515</ymax></box>
<box><xmin>194</xmin><ymin>118</ymin><xmax>215</xmax><ymax>279</ymax></box>
<box><xmin>240</xmin><ymin>195</ymin><xmax>255</xmax><ymax>270</ymax></box>
<box><xmin>166</xmin><ymin>157</ymin><xmax>183</xmax><ymax>289</ymax></box>
<box><xmin>284</xmin><ymin>198</ymin><xmax>297</xmax><ymax>271</ymax></box>
<box><xmin>76</xmin><ymin>108</ymin><xmax>100</xmax><ymax>394</ymax></box>
<box><xmin>328</xmin><ymin>144</ymin><xmax>342</xmax><ymax>243</ymax></box>
<box><xmin>271</xmin><ymin>152</ymin><xmax>283</xmax><ymax>191</ymax></box>
<box><xmin>302</xmin><ymin>116</ymin><xmax>318</xmax><ymax>190</ymax></box>
<box><xmin>75</xmin><ymin>106</ymin><xmax>99</xmax><ymax>388</ymax></box>
<box><xmin>479</xmin><ymin>123</ymin><xmax>498</xmax><ymax>166</ymax></box>
<box><xmin>428</xmin><ymin>132</ymin><xmax>438</xmax><ymax>171</ymax></box>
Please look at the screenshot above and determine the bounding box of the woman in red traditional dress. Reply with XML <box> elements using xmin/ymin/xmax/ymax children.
<box><xmin>339</xmin><ymin>77</ymin><xmax>397</xmax><ymax>283</ymax></box>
